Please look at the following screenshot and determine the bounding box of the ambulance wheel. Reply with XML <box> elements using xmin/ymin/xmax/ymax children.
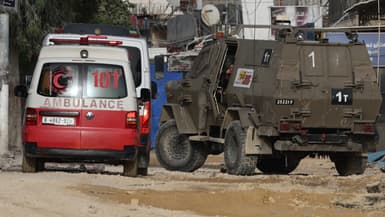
<box><xmin>330</xmin><ymin>153</ymin><xmax>367</xmax><ymax>176</ymax></box>
<box><xmin>36</xmin><ymin>160</ymin><xmax>45</xmax><ymax>172</ymax></box>
<box><xmin>137</xmin><ymin>151</ymin><xmax>149</xmax><ymax>176</ymax></box>
<box><xmin>123</xmin><ymin>159</ymin><xmax>138</xmax><ymax>177</ymax></box>
<box><xmin>257</xmin><ymin>155</ymin><xmax>300</xmax><ymax>174</ymax></box>
<box><xmin>224</xmin><ymin>121</ymin><xmax>256</xmax><ymax>176</ymax></box>
<box><xmin>155</xmin><ymin>119</ymin><xmax>208</xmax><ymax>172</ymax></box>
<box><xmin>22</xmin><ymin>154</ymin><xmax>41</xmax><ymax>173</ymax></box>
<box><xmin>137</xmin><ymin>168</ymin><xmax>148</xmax><ymax>176</ymax></box>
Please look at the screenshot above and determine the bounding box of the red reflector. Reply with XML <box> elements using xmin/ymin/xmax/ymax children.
<box><xmin>280</xmin><ymin>121</ymin><xmax>290</xmax><ymax>131</ymax></box>
<box><xmin>126</xmin><ymin>111</ymin><xmax>137</xmax><ymax>129</ymax></box>
<box><xmin>294</xmin><ymin>124</ymin><xmax>302</xmax><ymax>130</ymax></box>
<box><xmin>363</xmin><ymin>124</ymin><xmax>375</xmax><ymax>133</ymax></box>
<box><xmin>25</xmin><ymin>108</ymin><xmax>37</xmax><ymax>126</ymax></box>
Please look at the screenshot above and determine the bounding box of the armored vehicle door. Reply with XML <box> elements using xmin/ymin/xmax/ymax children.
<box><xmin>298</xmin><ymin>45</ymin><xmax>354</xmax><ymax>128</ymax></box>
<box><xmin>206</xmin><ymin>41</ymin><xmax>229</xmax><ymax>120</ymax></box>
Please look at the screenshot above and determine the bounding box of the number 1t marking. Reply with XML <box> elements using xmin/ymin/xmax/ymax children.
<box><xmin>336</xmin><ymin>91</ymin><xmax>349</xmax><ymax>103</ymax></box>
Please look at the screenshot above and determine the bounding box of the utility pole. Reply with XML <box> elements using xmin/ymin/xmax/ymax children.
<box><xmin>224</xmin><ymin>0</ymin><xmax>228</xmax><ymax>37</ymax></box>
<box><xmin>377</xmin><ymin>0</ymin><xmax>381</xmax><ymax>86</ymax></box>
<box><xmin>0</xmin><ymin>13</ymin><xmax>9</xmax><ymax>155</ymax></box>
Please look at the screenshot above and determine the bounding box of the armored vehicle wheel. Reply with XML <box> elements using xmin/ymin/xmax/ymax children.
<box><xmin>330</xmin><ymin>153</ymin><xmax>367</xmax><ymax>176</ymax></box>
<box><xmin>256</xmin><ymin>156</ymin><xmax>300</xmax><ymax>174</ymax></box>
<box><xmin>155</xmin><ymin>119</ymin><xmax>208</xmax><ymax>172</ymax></box>
<box><xmin>224</xmin><ymin>121</ymin><xmax>256</xmax><ymax>176</ymax></box>
<box><xmin>22</xmin><ymin>154</ymin><xmax>44</xmax><ymax>173</ymax></box>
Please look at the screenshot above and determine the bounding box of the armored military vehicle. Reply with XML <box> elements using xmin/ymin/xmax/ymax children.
<box><xmin>154</xmin><ymin>30</ymin><xmax>382</xmax><ymax>176</ymax></box>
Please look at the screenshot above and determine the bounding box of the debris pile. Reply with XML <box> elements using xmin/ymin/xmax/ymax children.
<box><xmin>334</xmin><ymin>179</ymin><xmax>385</xmax><ymax>210</ymax></box>
<box><xmin>368</xmin><ymin>150</ymin><xmax>385</xmax><ymax>170</ymax></box>
<box><xmin>0</xmin><ymin>151</ymin><xmax>21</xmax><ymax>171</ymax></box>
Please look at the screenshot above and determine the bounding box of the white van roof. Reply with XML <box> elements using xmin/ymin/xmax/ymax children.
<box><xmin>43</xmin><ymin>33</ymin><xmax>147</xmax><ymax>50</ymax></box>
<box><xmin>39</xmin><ymin>45</ymin><xmax>130</xmax><ymax>62</ymax></box>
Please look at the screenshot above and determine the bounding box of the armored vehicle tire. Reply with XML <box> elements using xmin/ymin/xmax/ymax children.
<box><xmin>330</xmin><ymin>153</ymin><xmax>367</xmax><ymax>176</ymax></box>
<box><xmin>224</xmin><ymin>121</ymin><xmax>256</xmax><ymax>176</ymax></box>
<box><xmin>22</xmin><ymin>154</ymin><xmax>44</xmax><ymax>173</ymax></box>
<box><xmin>155</xmin><ymin>119</ymin><xmax>208</xmax><ymax>172</ymax></box>
<box><xmin>256</xmin><ymin>156</ymin><xmax>300</xmax><ymax>174</ymax></box>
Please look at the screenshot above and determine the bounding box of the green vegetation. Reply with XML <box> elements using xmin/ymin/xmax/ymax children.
<box><xmin>5</xmin><ymin>0</ymin><xmax>134</xmax><ymax>71</ymax></box>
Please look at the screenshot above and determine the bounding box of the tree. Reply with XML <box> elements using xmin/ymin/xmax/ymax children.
<box><xmin>9</xmin><ymin>0</ymin><xmax>133</xmax><ymax>72</ymax></box>
<box><xmin>92</xmin><ymin>0</ymin><xmax>134</xmax><ymax>27</ymax></box>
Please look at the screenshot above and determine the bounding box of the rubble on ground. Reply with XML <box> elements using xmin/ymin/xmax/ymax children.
<box><xmin>334</xmin><ymin>178</ymin><xmax>385</xmax><ymax>210</ymax></box>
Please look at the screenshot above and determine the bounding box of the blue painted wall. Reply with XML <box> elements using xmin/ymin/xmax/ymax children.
<box><xmin>150</xmin><ymin>64</ymin><xmax>183</xmax><ymax>147</ymax></box>
<box><xmin>327</xmin><ymin>32</ymin><xmax>385</xmax><ymax>67</ymax></box>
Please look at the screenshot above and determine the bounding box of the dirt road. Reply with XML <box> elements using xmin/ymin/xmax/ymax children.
<box><xmin>0</xmin><ymin>153</ymin><xmax>384</xmax><ymax>217</ymax></box>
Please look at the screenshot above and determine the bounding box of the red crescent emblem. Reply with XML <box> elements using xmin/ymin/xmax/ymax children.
<box><xmin>53</xmin><ymin>73</ymin><xmax>65</xmax><ymax>89</ymax></box>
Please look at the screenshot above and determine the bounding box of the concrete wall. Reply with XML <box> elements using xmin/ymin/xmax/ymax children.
<box><xmin>8</xmin><ymin>38</ymin><xmax>22</xmax><ymax>151</ymax></box>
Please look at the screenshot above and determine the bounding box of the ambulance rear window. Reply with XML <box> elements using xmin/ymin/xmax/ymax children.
<box><xmin>38</xmin><ymin>63</ymin><xmax>80</xmax><ymax>97</ymax></box>
<box><xmin>85</xmin><ymin>64</ymin><xmax>127</xmax><ymax>98</ymax></box>
<box><xmin>37</xmin><ymin>63</ymin><xmax>127</xmax><ymax>99</ymax></box>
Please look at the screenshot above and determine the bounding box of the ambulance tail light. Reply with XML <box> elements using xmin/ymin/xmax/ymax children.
<box><xmin>25</xmin><ymin>108</ymin><xmax>37</xmax><ymax>126</ymax></box>
<box><xmin>126</xmin><ymin>111</ymin><xmax>137</xmax><ymax>129</ymax></box>
<box><xmin>140</xmin><ymin>101</ymin><xmax>151</xmax><ymax>134</ymax></box>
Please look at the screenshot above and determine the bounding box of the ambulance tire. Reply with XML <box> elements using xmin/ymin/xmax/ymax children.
<box><xmin>137</xmin><ymin>151</ymin><xmax>149</xmax><ymax>176</ymax></box>
<box><xmin>36</xmin><ymin>160</ymin><xmax>45</xmax><ymax>172</ymax></box>
<box><xmin>137</xmin><ymin>167</ymin><xmax>148</xmax><ymax>176</ymax></box>
<box><xmin>22</xmin><ymin>154</ymin><xmax>40</xmax><ymax>173</ymax></box>
<box><xmin>155</xmin><ymin>119</ymin><xmax>208</xmax><ymax>172</ymax></box>
<box><xmin>123</xmin><ymin>158</ymin><xmax>138</xmax><ymax>177</ymax></box>
<box><xmin>224</xmin><ymin>121</ymin><xmax>256</xmax><ymax>176</ymax></box>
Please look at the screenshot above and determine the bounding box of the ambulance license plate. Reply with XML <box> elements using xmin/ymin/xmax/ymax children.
<box><xmin>42</xmin><ymin>116</ymin><xmax>75</xmax><ymax>126</ymax></box>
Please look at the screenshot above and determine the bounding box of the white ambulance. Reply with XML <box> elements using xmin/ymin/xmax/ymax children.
<box><xmin>15</xmin><ymin>36</ymin><xmax>151</xmax><ymax>177</ymax></box>
<box><xmin>43</xmin><ymin>24</ymin><xmax>154</xmax><ymax>172</ymax></box>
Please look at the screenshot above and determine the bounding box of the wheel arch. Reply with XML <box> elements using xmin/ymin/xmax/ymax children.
<box><xmin>221</xmin><ymin>107</ymin><xmax>249</xmax><ymax>135</ymax></box>
<box><xmin>221</xmin><ymin>107</ymin><xmax>276</xmax><ymax>155</ymax></box>
<box><xmin>221</xmin><ymin>107</ymin><xmax>279</xmax><ymax>137</ymax></box>
<box><xmin>159</xmin><ymin>104</ymin><xmax>198</xmax><ymax>134</ymax></box>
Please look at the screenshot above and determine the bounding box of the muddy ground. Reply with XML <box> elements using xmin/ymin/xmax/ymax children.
<box><xmin>0</xmin><ymin>152</ymin><xmax>384</xmax><ymax>217</ymax></box>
